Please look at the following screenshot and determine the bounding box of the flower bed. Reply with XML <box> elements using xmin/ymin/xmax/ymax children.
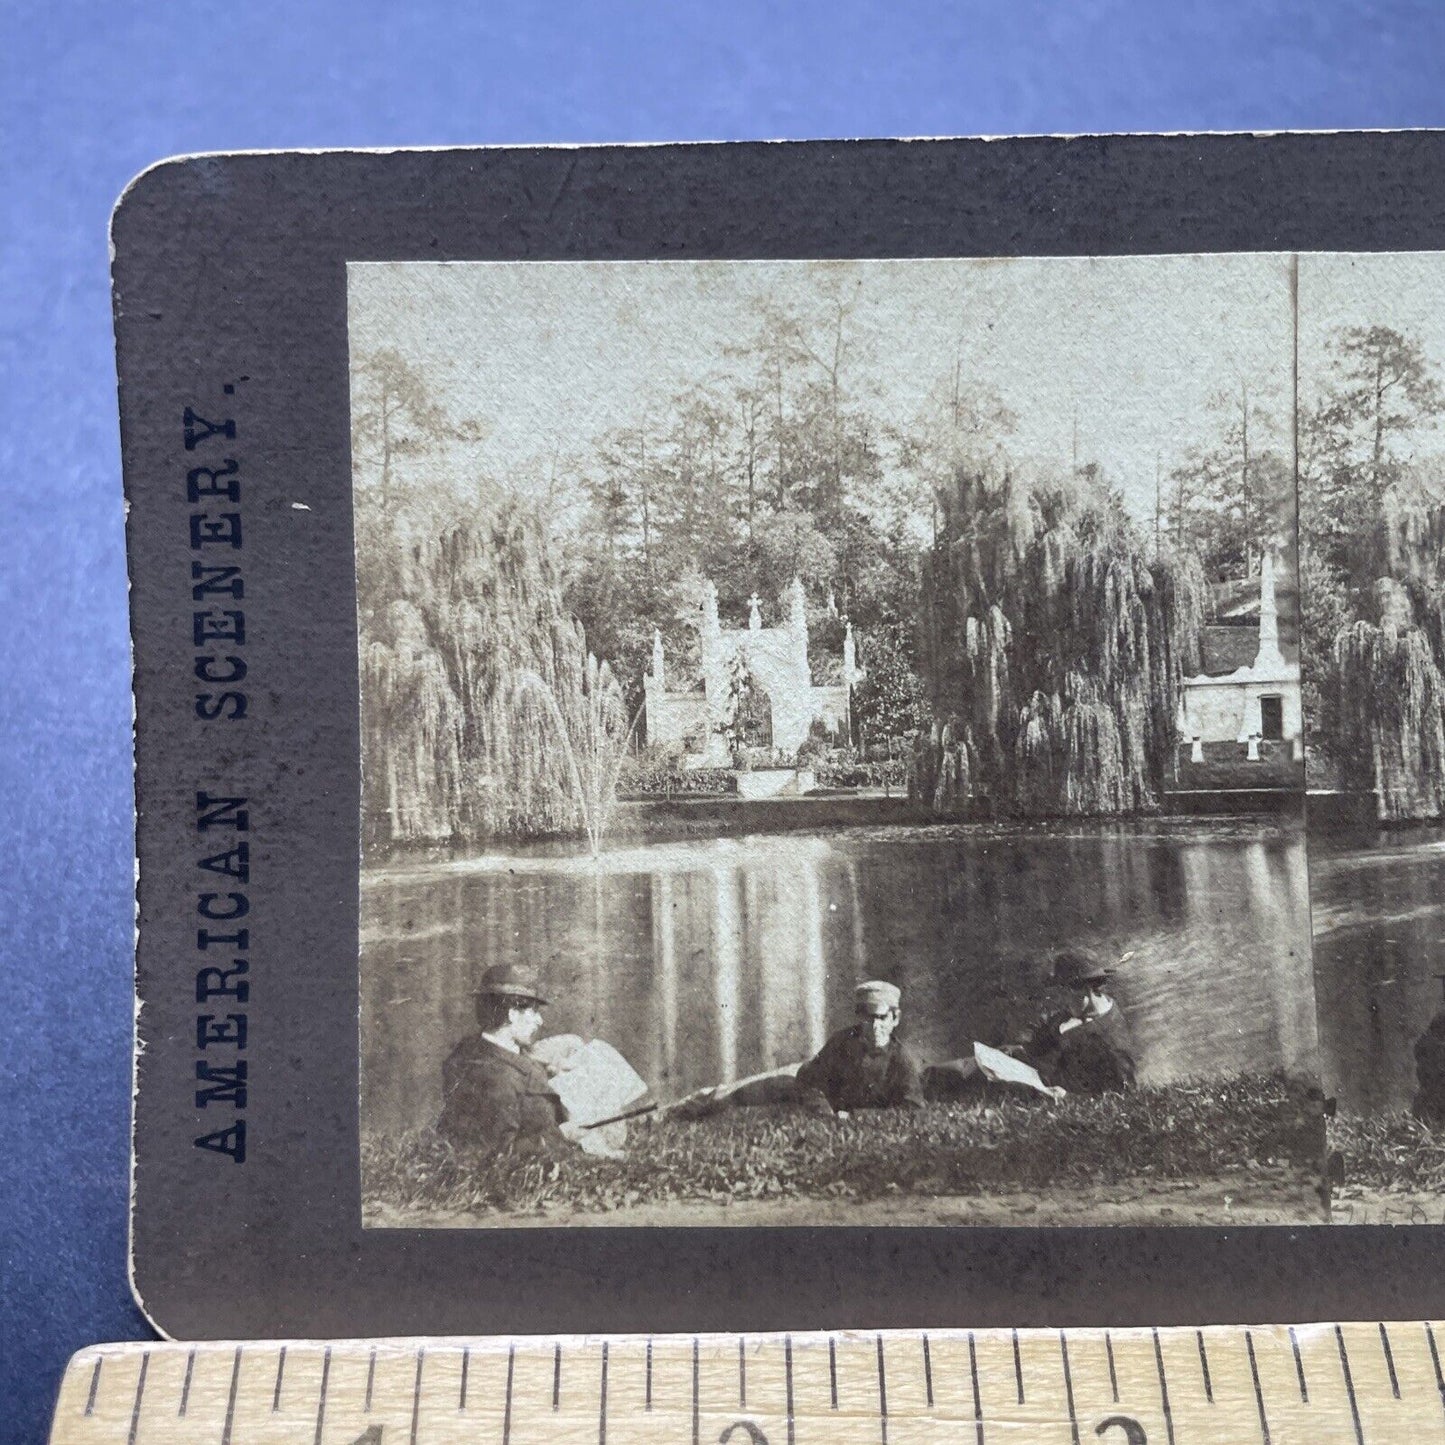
<box><xmin>815</xmin><ymin>758</ymin><xmax>907</xmax><ymax>789</ymax></box>
<box><xmin>616</xmin><ymin>763</ymin><xmax>738</xmax><ymax>797</ymax></box>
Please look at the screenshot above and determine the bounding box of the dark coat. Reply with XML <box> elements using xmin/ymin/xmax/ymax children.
<box><xmin>796</xmin><ymin>1026</ymin><xmax>925</xmax><ymax>1112</ymax></box>
<box><xmin>1413</xmin><ymin>1014</ymin><xmax>1445</xmax><ymax>1126</ymax></box>
<box><xmin>436</xmin><ymin>1033</ymin><xmax>567</xmax><ymax>1154</ymax></box>
<box><xmin>1025</xmin><ymin>1002</ymin><xmax>1137</xmax><ymax>1094</ymax></box>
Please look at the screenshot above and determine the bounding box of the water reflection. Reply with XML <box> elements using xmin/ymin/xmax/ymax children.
<box><xmin>1311</xmin><ymin>828</ymin><xmax>1445</xmax><ymax>1115</ymax></box>
<box><xmin>361</xmin><ymin>823</ymin><xmax>1319</xmax><ymax>1137</ymax></box>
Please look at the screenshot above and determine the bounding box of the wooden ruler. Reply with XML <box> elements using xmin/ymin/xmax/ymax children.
<box><xmin>50</xmin><ymin>1324</ymin><xmax>1445</xmax><ymax>1444</ymax></box>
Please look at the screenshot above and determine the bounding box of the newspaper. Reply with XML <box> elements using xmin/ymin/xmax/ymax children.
<box><xmin>973</xmin><ymin>1041</ymin><xmax>1061</xmax><ymax>1099</ymax></box>
<box><xmin>532</xmin><ymin>1035</ymin><xmax>650</xmax><ymax>1126</ymax></box>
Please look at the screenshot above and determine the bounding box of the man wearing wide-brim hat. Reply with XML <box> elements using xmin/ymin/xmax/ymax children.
<box><xmin>795</xmin><ymin>979</ymin><xmax>925</xmax><ymax>1114</ymax></box>
<box><xmin>1022</xmin><ymin>949</ymin><xmax>1137</xmax><ymax>1094</ymax></box>
<box><xmin>436</xmin><ymin>964</ymin><xmax>570</xmax><ymax>1155</ymax></box>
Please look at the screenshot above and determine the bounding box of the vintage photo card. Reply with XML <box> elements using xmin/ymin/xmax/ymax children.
<box><xmin>353</xmin><ymin>254</ymin><xmax>1322</xmax><ymax>1229</ymax></box>
<box><xmin>117</xmin><ymin>136</ymin><xmax>1445</xmax><ymax>1340</ymax></box>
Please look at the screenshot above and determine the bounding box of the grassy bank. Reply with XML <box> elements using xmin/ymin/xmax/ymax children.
<box><xmin>1330</xmin><ymin>1113</ymin><xmax>1445</xmax><ymax>1192</ymax></box>
<box><xmin>364</xmin><ymin>1073</ymin><xmax>1322</xmax><ymax>1220</ymax></box>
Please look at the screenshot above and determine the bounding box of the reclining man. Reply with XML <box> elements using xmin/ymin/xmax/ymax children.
<box><xmin>796</xmin><ymin>979</ymin><xmax>926</xmax><ymax>1114</ymax></box>
<box><xmin>1022</xmin><ymin>949</ymin><xmax>1137</xmax><ymax>1094</ymax></box>
<box><xmin>436</xmin><ymin>964</ymin><xmax>579</xmax><ymax>1154</ymax></box>
<box><xmin>675</xmin><ymin>978</ymin><xmax>925</xmax><ymax>1118</ymax></box>
<box><xmin>923</xmin><ymin>948</ymin><xmax>1136</xmax><ymax>1101</ymax></box>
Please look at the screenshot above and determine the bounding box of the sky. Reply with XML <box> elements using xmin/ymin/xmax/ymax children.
<box><xmin>349</xmin><ymin>253</ymin><xmax>1309</xmax><ymax>529</ymax></box>
<box><xmin>1301</xmin><ymin>252</ymin><xmax>1445</xmax><ymax>359</ymax></box>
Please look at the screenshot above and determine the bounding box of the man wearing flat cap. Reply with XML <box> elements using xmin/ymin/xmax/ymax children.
<box><xmin>436</xmin><ymin>964</ymin><xmax>571</xmax><ymax>1155</ymax></box>
<box><xmin>1022</xmin><ymin>949</ymin><xmax>1136</xmax><ymax>1094</ymax></box>
<box><xmin>795</xmin><ymin>979</ymin><xmax>925</xmax><ymax>1114</ymax></box>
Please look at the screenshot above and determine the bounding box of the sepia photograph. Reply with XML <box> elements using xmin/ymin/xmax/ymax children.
<box><xmin>1292</xmin><ymin>255</ymin><xmax>1445</xmax><ymax>1223</ymax></box>
<box><xmin>351</xmin><ymin>254</ymin><xmax>1324</xmax><ymax>1228</ymax></box>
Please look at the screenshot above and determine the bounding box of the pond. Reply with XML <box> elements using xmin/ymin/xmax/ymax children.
<box><xmin>360</xmin><ymin>819</ymin><xmax>1319</xmax><ymax>1137</ymax></box>
<box><xmin>1310</xmin><ymin>826</ymin><xmax>1445</xmax><ymax>1116</ymax></box>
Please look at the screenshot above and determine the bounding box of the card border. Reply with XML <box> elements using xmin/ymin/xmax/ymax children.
<box><xmin>118</xmin><ymin>134</ymin><xmax>1444</xmax><ymax>1340</ymax></box>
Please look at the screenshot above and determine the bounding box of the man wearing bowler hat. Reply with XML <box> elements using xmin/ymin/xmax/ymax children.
<box><xmin>437</xmin><ymin>963</ymin><xmax>571</xmax><ymax>1154</ymax></box>
<box><xmin>795</xmin><ymin>979</ymin><xmax>925</xmax><ymax>1115</ymax></box>
<box><xmin>1022</xmin><ymin>949</ymin><xmax>1137</xmax><ymax>1094</ymax></box>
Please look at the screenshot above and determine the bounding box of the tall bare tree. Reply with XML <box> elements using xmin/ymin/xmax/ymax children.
<box><xmin>351</xmin><ymin>347</ymin><xmax>483</xmax><ymax>507</ymax></box>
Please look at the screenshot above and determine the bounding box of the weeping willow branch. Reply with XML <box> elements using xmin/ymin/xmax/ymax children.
<box><xmin>1332</xmin><ymin>573</ymin><xmax>1445</xmax><ymax>820</ymax></box>
<box><xmin>923</xmin><ymin>467</ymin><xmax>1207</xmax><ymax>817</ymax></box>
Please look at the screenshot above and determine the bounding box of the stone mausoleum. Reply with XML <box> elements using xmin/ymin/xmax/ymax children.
<box><xmin>1176</xmin><ymin>550</ymin><xmax>1302</xmax><ymax>770</ymax></box>
<box><xmin>644</xmin><ymin>578</ymin><xmax>863</xmax><ymax>767</ymax></box>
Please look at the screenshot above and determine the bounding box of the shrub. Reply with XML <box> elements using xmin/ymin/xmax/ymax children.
<box><xmin>634</xmin><ymin>739</ymin><xmax>686</xmax><ymax>770</ymax></box>
<box><xmin>815</xmin><ymin>758</ymin><xmax>907</xmax><ymax>789</ymax></box>
<box><xmin>616</xmin><ymin>761</ymin><xmax>737</xmax><ymax>797</ymax></box>
<box><xmin>737</xmin><ymin>745</ymin><xmax>799</xmax><ymax>771</ymax></box>
<box><xmin>797</xmin><ymin>719</ymin><xmax>842</xmax><ymax>766</ymax></box>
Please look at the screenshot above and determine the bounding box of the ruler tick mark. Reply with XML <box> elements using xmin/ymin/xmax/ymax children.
<box><xmin>1246</xmin><ymin>1331</ymin><xmax>1271</xmax><ymax>1445</ymax></box>
<box><xmin>313</xmin><ymin>1347</ymin><xmax>331</xmax><ymax>1445</ymax></box>
<box><xmin>84</xmin><ymin>1357</ymin><xmax>102</xmax><ymax>1417</ymax></box>
<box><xmin>1380</xmin><ymin>1322</ymin><xmax>1401</xmax><ymax>1398</ymax></box>
<box><xmin>691</xmin><ymin>1338</ymin><xmax>700</xmax><ymax>1445</ymax></box>
<box><xmin>1426</xmin><ymin>1322</ymin><xmax>1445</xmax><ymax>1415</ymax></box>
<box><xmin>1153</xmin><ymin>1329</ymin><xmax>1176</xmax><ymax>1445</ymax></box>
<box><xmin>221</xmin><ymin>1347</ymin><xmax>242</xmax><ymax>1445</ymax></box>
<box><xmin>1197</xmin><ymin>1331</ymin><xmax>1213</xmax><ymax>1403</ymax></box>
<box><xmin>1288</xmin><ymin>1327</ymin><xmax>1308</xmax><ymax>1402</ymax></box>
<box><xmin>1060</xmin><ymin>1332</ymin><xmax>1080</xmax><ymax>1445</ymax></box>
<box><xmin>503</xmin><ymin>1345</ymin><xmax>515</xmax><ymax>1445</ymax></box>
<box><xmin>739</xmin><ymin>1335</ymin><xmax>747</xmax><ymax>1407</ymax></box>
<box><xmin>126</xmin><ymin>1351</ymin><xmax>149</xmax><ymax>1445</ymax></box>
<box><xmin>645</xmin><ymin>1336</ymin><xmax>653</xmax><ymax>1411</ymax></box>
<box><xmin>364</xmin><ymin>1347</ymin><xmax>376</xmax><ymax>1413</ymax></box>
<box><xmin>1012</xmin><ymin>1328</ymin><xmax>1024</xmax><ymax>1403</ymax></box>
<box><xmin>459</xmin><ymin>1345</ymin><xmax>469</xmax><ymax>1409</ymax></box>
<box><xmin>273</xmin><ymin>1346</ymin><xmax>287</xmax><ymax>1412</ymax></box>
<box><xmin>1337</xmin><ymin>1326</ymin><xmax>1365</xmax><ymax>1445</ymax></box>
<box><xmin>829</xmin><ymin>1336</ymin><xmax>838</xmax><ymax>1410</ymax></box>
<box><xmin>554</xmin><ymin>1342</ymin><xmax>563</xmax><ymax>1410</ymax></box>
<box><xmin>786</xmin><ymin>1334</ymin><xmax>796</xmax><ymax>1445</ymax></box>
<box><xmin>876</xmin><ymin>1334</ymin><xmax>889</xmax><ymax>1445</ymax></box>
<box><xmin>1105</xmin><ymin>1331</ymin><xmax>1119</xmax><ymax>1403</ymax></box>
<box><xmin>967</xmin><ymin>1332</ymin><xmax>984</xmax><ymax>1445</ymax></box>
<box><xmin>179</xmin><ymin>1348</ymin><xmax>196</xmax><ymax>1417</ymax></box>
<box><xmin>923</xmin><ymin>1331</ymin><xmax>934</xmax><ymax>1408</ymax></box>
<box><xmin>599</xmin><ymin>1341</ymin><xmax>609</xmax><ymax>1445</ymax></box>
<box><xmin>409</xmin><ymin>1347</ymin><xmax>425</xmax><ymax>1445</ymax></box>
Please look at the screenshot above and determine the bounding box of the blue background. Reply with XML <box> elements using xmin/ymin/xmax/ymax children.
<box><xmin>3</xmin><ymin>1</ymin><xmax>1444</xmax><ymax>1438</ymax></box>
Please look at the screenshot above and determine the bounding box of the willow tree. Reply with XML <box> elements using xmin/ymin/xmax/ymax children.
<box><xmin>1329</xmin><ymin>516</ymin><xmax>1445</xmax><ymax>819</ymax></box>
<box><xmin>358</xmin><ymin>497</ymin><xmax>625</xmax><ymax>851</ymax></box>
<box><xmin>923</xmin><ymin>463</ymin><xmax>1206</xmax><ymax>816</ymax></box>
<box><xmin>351</xmin><ymin>342</ymin><xmax>630</xmax><ymax>853</ymax></box>
<box><xmin>1301</xmin><ymin>325</ymin><xmax>1445</xmax><ymax>816</ymax></box>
